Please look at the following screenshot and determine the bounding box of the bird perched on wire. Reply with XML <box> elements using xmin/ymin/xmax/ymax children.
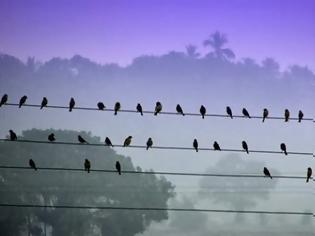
<box><xmin>40</xmin><ymin>97</ymin><xmax>48</xmax><ymax>109</ymax></box>
<box><xmin>154</xmin><ymin>102</ymin><xmax>162</xmax><ymax>115</ymax></box>
<box><xmin>284</xmin><ymin>109</ymin><xmax>290</xmax><ymax>122</ymax></box>
<box><xmin>280</xmin><ymin>143</ymin><xmax>287</xmax><ymax>155</ymax></box>
<box><xmin>48</xmin><ymin>133</ymin><xmax>55</xmax><ymax>142</ymax></box>
<box><xmin>9</xmin><ymin>130</ymin><xmax>17</xmax><ymax>141</ymax></box>
<box><xmin>306</xmin><ymin>167</ymin><xmax>312</xmax><ymax>183</ymax></box>
<box><xmin>0</xmin><ymin>94</ymin><xmax>8</xmax><ymax>107</ymax></box>
<box><xmin>176</xmin><ymin>104</ymin><xmax>185</xmax><ymax>116</ymax></box>
<box><xmin>193</xmin><ymin>139</ymin><xmax>198</xmax><ymax>152</ymax></box>
<box><xmin>105</xmin><ymin>137</ymin><xmax>113</xmax><ymax>147</ymax></box>
<box><xmin>263</xmin><ymin>167</ymin><xmax>272</xmax><ymax>179</ymax></box>
<box><xmin>262</xmin><ymin>108</ymin><xmax>269</xmax><ymax>122</ymax></box>
<box><xmin>29</xmin><ymin>159</ymin><xmax>37</xmax><ymax>171</ymax></box>
<box><xmin>116</xmin><ymin>161</ymin><xmax>121</xmax><ymax>175</ymax></box>
<box><xmin>78</xmin><ymin>135</ymin><xmax>88</xmax><ymax>144</ymax></box>
<box><xmin>136</xmin><ymin>103</ymin><xmax>143</xmax><ymax>116</ymax></box>
<box><xmin>242</xmin><ymin>141</ymin><xmax>249</xmax><ymax>154</ymax></box>
<box><xmin>69</xmin><ymin>97</ymin><xmax>75</xmax><ymax>112</ymax></box>
<box><xmin>19</xmin><ymin>95</ymin><xmax>27</xmax><ymax>108</ymax></box>
<box><xmin>84</xmin><ymin>159</ymin><xmax>91</xmax><ymax>173</ymax></box>
<box><xmin>146</xmin><ymin>138</ymin><xmax>153</xmax><ymax>150</ymax></box>
<box><xmin>242</xmin><ymin>108</ymin><xmax>251</xmax><ymax>118</ymax></box>
<box><xmin>123</xmin><ymin>136</ymin><xmax>132</xmax><ymax>147</ymax></box>
<box><xmin>213</xmin><ymin>141</ymin><xmax>221</xmax><ymax>151</ymax></box>
<box><xmin>200</xmin><ymin>105</ymin><xmax>206</xmax><ymax>119</ymax></box>
<box><xmin>114</xmin><ymin>102</ymin><xmax>121</xmax><ymax>115</ymax></box>
<box><xmin>226</xmin><ymin>106</ymin><xmax>233</xmax><ymax>119</ymax></box>
<box><xmin>97</xmin><ymin>102</ymin><xmax>105</xmax><ymax>110</ymax></box>
<box><xmin>298</xmin><ymin>110</ymin><xmax>304</xmax><ymax>123</ymax></box>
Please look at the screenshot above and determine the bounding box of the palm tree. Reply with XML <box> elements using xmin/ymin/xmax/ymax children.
<box><xmin>203</xmin><ymin>31</ymin><xmax>235</xmax><ymax>61</ymax></box>
<box><xmin>185</xmin><ymin>44</ymin><xmax>200</xmax><ymax>59</ymax></box>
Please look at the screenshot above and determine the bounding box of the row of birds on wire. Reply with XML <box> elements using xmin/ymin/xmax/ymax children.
<box><xmin>8</xmin><ymin>130</ymin><xmax>294</xmax><ymax>156</ymax></box>
<box><xmin>0</xmin><ymin>94</ymin><xmax>308</xmax><ymax>122</ymax></box>
<box><xmin>23</xmin><ymin>159</ymin><xmax>313</xmax><ymax>183</ymax></box>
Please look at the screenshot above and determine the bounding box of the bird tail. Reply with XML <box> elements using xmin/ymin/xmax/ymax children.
<box><xmin>196</xmin><ymin>149</ymin><xmax>198</xmax><ymax>152</ymax></box>
<box><xmin>306</xmin><ymin>177</ymin><xmax>309</xmax><ymax>183</ymax></box>
<box><xmin>34</xmin><ymin>167</ymin><xmax>37</xmax><ymax>171</ymax></box>
<box><xmin>284</xmin><ymin>151</ymin><xmax>288</xmax><ymax>155</ymax></box>
<box><xmin>119</xmin><ymin>170</ymin><xmax>121</xmax><ymax>175</ymax></box>
<box><xmin>114</xmin><ymin>111</ymin><xmax>117</xmax><ymax>115</ymax></box>
<box><xmin>88</xmin><ymin>169</ymin><xmax>90</xmax><ymax>173</ymax></box>
<box><xmin>182</xmin><ymin>113</ymin><xmax>185</xmax><ymax>116</ymax></box>
<box><xmin>270</xmin><ymin>176</ymin><xmax>272</xmax><ymax>179</ymax></box>
<box><xmin>246</xmin><ymin>150</ymin><xmax>249</xmax><ymax>154</ymax></box>
<box><xmin>40</xmin><ymin>106</ymin><xmax>43</xmax><ymax>109</ymax></box>
<box><xmin>146</xmin><ymin>146</ymin><xmax>149</xmax><ymax>150</ymax></box>
<box><xmin>69</xmin><ymin>108</ymin><xmax>72</xmax><ymax>112</ymax></box>
<box><xmin>262</xmin><ymin>117</ymin><xmax>265</xmax><ymax>122</ymax></box>
<box><xmin>141</xmin><ymin>112</ymin><xmax>143</xmax><ymax>116</ymax></box>
<box><xmin>202</xmin><ymin>115</ymin><xmax>204</xmax><ymax>119</ymax></box>
<box><xmin>298</xmin><ymin>119</ymin><xmax>301</xmax><ymax>123</ymax></box>
<box><xmin>154</xmin><ymin>111</ymin><xmax>157</xmax><ymax>115</ymax></box>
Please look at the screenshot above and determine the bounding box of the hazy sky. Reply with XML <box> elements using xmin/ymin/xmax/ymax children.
<box><xmin>0</xmin><ymin>0</ymin><xmax>314</xmax><ymax>70</ymax></box>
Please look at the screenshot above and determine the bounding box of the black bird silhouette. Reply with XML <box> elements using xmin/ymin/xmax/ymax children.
<box><xmin>40</xmin><ymin>97</ymin><xmax>48</xmax><ymax>109</ymax></box>
<box><xmin>19</xmin><ymin>95</ymin><xmax>27</xmax><ymax>108</ymax></box>
<box><xmin>114</xmin><ymin>102</ymin><xmax>121</xmax><ymax>115</ymax></box>
<box><xmin>48</xmin><ymin>133</ymin><xmax>55</xmax><ymax>142</ymax></box>
<box><xmin>200</xmin><ymin>105</ymin><xmax>206</xmax><ymax>119</ymax></box>
<box><xmin>154</xmin><ymin>102</ymin><xmax>162</xmax><ymax>115</ymax></box>
<box><xmin>29</xmin><ymin>159</ymin><xmax>37</xmax><ymax>170</ymax></box>
<box><xmin>193</xmin><ymin>139</ymin><xmax>198</xmax><ymax>152</ymax></box>
<box><xmin>116</xmin><ymin>161</ymin><xmax>121</xmax><ymax>175</ymax></box>
<box><xmin>9</xmin><ymin>130</ymin><xmax>17</xmax><ymax>141</ymax></box>
<box><xmin>213</xmin><ymin>141</ymin><xmax>221</xmax><ymax>151</ymax></box>
<box><xmin>0</xmin><ymin>94</ymin><xmax>8</xmax><ymax>107</ymax></box>
<box><xmin>136</xmin><ymin>103</ymin><xmax>143</xmax><ymax>116</ymax></box>
<box><xmin>123</xmin><ymin>136</ymin><xmax>132</xmax><ymax>147</ymax></box>
<box><xmin>306</xmin><ymin>167</ymin><xmax>312</xmax><ymax>183</ymax></box>
<box><xmin>298</xmin><ymin>110</ymin><xmax>304</xmax><ymax>122</ymax></box>
<box><xmin>242</xmin><ymin>108</ymin><xmax>251</xmax><ymax>118</ymax></box>
<box><xmin>262</xmin><ymin>108</ymin><xmax>269</xmax><ymax>122</ymax></box>
<box><xmin>284</xmin><ymin>109</ymin><xmax>290</xmax><ymax>122</ymax></box>
<box><xmin>97</xmin><ymin>102</ymin><xmax>105</xmax><ymax>110</ymax></box>
<box><xmin>280</xmin><ymin>143</ymin><xmax>287</xmax><ymax>155</ymax></box>
<box><xmin>69</xmin><ymin>97</ymin><xmax>75</xmax><ymax>112</ymax></box>
<box><xmin>84</xmin><ymin>159</ymin><xmax>91</xmax><ymax>173</ymax></box>
<box><xmin>226</xmin><ymin>106</ymin><xmax>233</xmax><ymax>119</ymax></box>
<box><xmin>263</xmin><ymin>167</ymin><xmax>272</xmax><ymax>179</ymax></box>
<box><xmin>176</xmin><ymin>104</ymin><xmax>185</xmax><ymax>116</ymax></box>
<box><xmin>105</xmin><ymin>137</ymin><xmax>113</xmax><ymax>147</ymax></box>
<box><xmin>242</xmin><ymin>141</ymin><xmax>249</xmax><ymax>154</ymax></box>
<box><xmin>146</xmin><ymin>138</ymin><xmax>153</xmax><ymax>150</ymax></box>
<box><xmin>78</xmin><ymin>135</ymin><xmax>88</xmax><ymax>144</ymax></box>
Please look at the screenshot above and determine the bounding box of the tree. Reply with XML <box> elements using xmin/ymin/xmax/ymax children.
<box><xmin>185</xmin><ymin>45</ymin><xmax>200</xmax><ymax>59</ymax></box>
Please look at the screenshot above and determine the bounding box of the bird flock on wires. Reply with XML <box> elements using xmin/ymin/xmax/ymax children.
<box><xmin>0</xmin><ymin>94</ymin><xmax>308</xmax><ymax>122</ymax></box>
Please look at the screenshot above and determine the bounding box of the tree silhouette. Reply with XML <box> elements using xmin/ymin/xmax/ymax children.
<box><xmin>185</xmin><ymin>45</ymin><xmax>200</xmax><ymax>59</ymax></box>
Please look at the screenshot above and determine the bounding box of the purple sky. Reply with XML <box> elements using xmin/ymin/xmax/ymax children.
<box><xmin>0</xmin><ymin>0</ymin><xmax>314</xmax><ymax>70</ymax></box>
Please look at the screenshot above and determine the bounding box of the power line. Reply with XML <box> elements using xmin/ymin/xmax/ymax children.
<box><xmin>0</xmin><ymin>203</ymin><xmax>313</xmax><ymax>216</ymax></box>
<box><xmin>0</xmin><ymin>165</ymin><xmax>311</xmax><ymax>181</ymax></box>
<box><xmin>2</xmin><ymin>103</ymin><xmax>313</xmax><ymax>122</ymax></box>
<box><xmin>0</xmin><ymin>139</ymin><xmax>313</xmax><ymax>157</ymax></box>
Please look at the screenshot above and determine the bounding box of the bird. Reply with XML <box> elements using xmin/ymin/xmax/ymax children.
<box><xmin>40</xmin><ymin>97</ymin><xmax>48</xmax><ymax>109</ymax></box>
<box><xmin>146</xmin><ymin>138</ymin><xmax>153</xmax><ymax>150</ymax></box>
<box><xmin>84</xmin><ymin>159</ymin><xmax>91</xmax><ymax>173</ymax></box>
<box><xmin>298</xmin><ymin>110</ymin><xmax>304</xmax><ymax>122</ymax></box>
<box><xmin>262</xmin><ymin>108</ymin><xmax>269</xmax><ymax>122</ymax></box>
<box><xmin>200</xmin><ymin>105</ymin><xmax>206</xmax><ymax>119</ymax></box>
<box><xmin>213</xmin><ymin>141</ymin><xmax>221</xmax><ymax>151</ymax></box>
<box><xmin>19</xmin><ymin>95</ymin><xmax>27</xmax><ymax>108</ymax></box>
<box><xmin>154</xmin><ymin>102</ymin><xmax>162</xmax><ymax>115</ymax></box>
<box><xmin>123</xmin><ymin>136</ymin><xmax>132</xmax><ymax>147</ymax></box>
<box><xmin>29</xmin><ymin>159</ymin><xmax>37</xmax><ymax>170</ymax></box>
<box><xmin>176</xmin><ymin>104</ymin><xmax>185</xmax><ymax>116</ymax></box>
<box><xmin>263</xmin><ymin>167</ymin><xmax>272</xmax><ymax>179</ymax></box>
<box><xmin>78</xmin><ymin>135</ymin><xmax>88</xmax><ymax>144</ymax></box>
<box><xmin>9</xmin><ymin>130</ymin><xmax>17</xmax><ymax>141</ymax></box>
<box><xmin>116</xmin><ymin>161</ymin><xmax>121</xmax><ymax>175</ymax></box>
<box><xmin>48</xmin><ymin>133</ymin><xmax>55</xmax><ymax>142</ymax></box>
<box><xmin>242</xmin><ymin>141</ymin><xmax>249</xmax><ymax>154</ymax></box>
<box><xmin>97</xmin><ymin>102</ymin><xmax>105</xmax><ymax>110</ymax></box>
<box><xmin>114</xmin><ymin>102</ymin><xmax>121</xmax><ymax>115</ymax></box>
<box><xmin>242</xmin><ymin>108</ymin><xmax>251</xmax><ymax>118</ymax></box>
<box><xmin>69</xmin><ymin>97</ymin><xmax>75</xmax><ymax>112</ymax></box>
<box><xmin>193</xmin><ymin>139</ymin><xmax>198</xmax><ymax>152</ymax></box>
<box><xmin>136</xmin><ymin>103</ymin><xmax>143</xmax><ymax>116</ymax></box>
<box><xmin>105</xmin><ymin>137</ymin><xmax>113</xmax><ymax>147</ymax></box>
<box><xmin>306</xmin><ymin>167</ymin><xmax>312</xmax><ymax>183</ymax></box>
<box><xmin>226</xmin><ymin>106</ymin><xmax>233</xmax><ymax>119</ymax></box>
<box><xmin>284</xmin><ymin>109</ymin><xmax>290</xmax><ymax>122</ymax></box>
<box><xmin>280</xmin><ymin>143</ymin><xmax>287</xmax><ymax>155</ymax></box>
<box><xmin>0</xmin><ymin>94</ymin><xmax>8</xmax><ymax>107</ymax></box>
